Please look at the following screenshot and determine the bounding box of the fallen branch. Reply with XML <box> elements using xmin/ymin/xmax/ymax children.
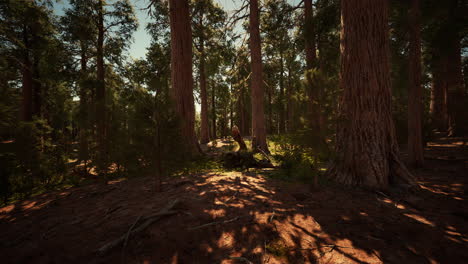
<box><xmin>188</xmin><ymin>216</ymin><xmax>244</xmax><ymax>230</ymax></box>
<box><xmin>97</xmin><ymin>199</ymin><xmax>180</xmax><ymax>255</ymax></box>
<box><xmin>224</xmin><ymin>191</ymin><xmax>238</xmax><ymax>204</ymax></box>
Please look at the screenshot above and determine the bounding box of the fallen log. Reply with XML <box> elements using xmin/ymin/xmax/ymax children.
<box><xmin>231</xmin><ymin>125</ymin><xmax>247</xmax><ymax>151</ymax></box>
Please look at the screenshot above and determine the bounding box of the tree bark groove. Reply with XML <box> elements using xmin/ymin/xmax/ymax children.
<box><xmin>326</xmin><ymin>0</ymin><xmax>416</xmax><ymax>189</ymax></box>
<box><xmin>169</xmin><ymin>0</ymin><xmax>199</xmax><ymax>156</ymax></box>
<box><xmin>249</xmin><ymin>0</ymin><xmax>269</xmax><ymax>153</ymax></box>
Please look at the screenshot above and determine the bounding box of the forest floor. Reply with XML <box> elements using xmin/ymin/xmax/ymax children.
<box><xmin>1</xmin><ymin>137</ymin><xmax>467</xmax><ymax>264</ymax></box>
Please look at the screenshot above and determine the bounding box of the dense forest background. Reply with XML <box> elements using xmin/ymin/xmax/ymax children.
<box><xmin>0</xmin><ymin>0</ymin><xmax>466</xmax><ymax>203</ymax></box>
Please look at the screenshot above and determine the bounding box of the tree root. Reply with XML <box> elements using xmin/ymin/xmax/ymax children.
<box><xmin>97</xmin><ymin>199</ymin><xmax>180</xmax><ymax>255</ymax></box>
<box><xmin>188</xmin><ymin>216</ymin><xmax>244</xmax><ymax>230</ymax></box>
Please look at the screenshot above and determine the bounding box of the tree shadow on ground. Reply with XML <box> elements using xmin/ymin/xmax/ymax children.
<box><xmin>0</xmin><ymin>138</ymin><xmax>467</xmax><ymax>263</ymax></box>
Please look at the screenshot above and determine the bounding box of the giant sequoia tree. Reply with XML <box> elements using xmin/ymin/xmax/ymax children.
<box><xmin>326</xmin><ymin>0</ymin><xmax>415</xmax><ymax>188</ymax></box>
<box><xmin>168</xmin><ymin>0</ymin><xmax>199</xmax><ymax>155</ymax></box>
<box><xmin>249</xmin><ymin>0</ymin><xmax>269</xmax><ymax>152</ymax></box>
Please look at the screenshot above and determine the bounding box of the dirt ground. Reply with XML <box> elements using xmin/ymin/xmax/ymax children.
<box><xmin>1</xmin><ymin>137</ymin><xmax>467</xmax><ymax>264</ymax></box>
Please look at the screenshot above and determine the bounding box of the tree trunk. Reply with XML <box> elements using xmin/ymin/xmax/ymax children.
<box><xmin>21</xmin><ymin>26</ymin><xmax>33</xmax><ymax>122</ymax></box>
<box><xmin>326</xmin><ymin>0</ymin><xmax>415</xmax><ymax>189</ymax></box>
<box><xmin>430</xmin><ymin>53</ymin><xmax>448</xmax><ymax>131</ymax></box>
<box><xmin>249</xmin><ymin>0</ymin><xmax>269</xmax><ymax>152</ymax></box>
<box><xmin>198</xmin><ymin>6</ymin><xmax>210</xmax><ymax>144</ymax></box>
<box><xmin>78</xmin><ymin>43</ymin><xmax>89</xmax><ymax>163</ymax></box>
<box><xmin>267</xmin><ymin>79</ymin><xmax>272</xmax><ymax>134</ymax></box>
<box><xmin>447</xmin><ymin>36</ymin><xmax>465</xmax><ymax>136</ymax></box>
<box><xmin>211</xmin><ymin>80</ymin><xmax>216</xmax><ymax>140</ymax></box>
<box><xmin>96</xmin><ymin>0</ymin><xmax>107</xmax><ymax>176</ymax></box>
<box><xmin>199</xmin><ymin>40</ymin><xmax>210</xmax><ymax>144</ymax></box>
<box><xmin>279</xmin><ymin>50</ymin><xmax>285</xmax><ymax>134</ymax></box>
<box><xmin>407</xmin><ymin>0</ymin><xmax>424</xmax><ymax>167</ymax></box>
<box><xmin>229</xmin><ymin>82</ymin><xmax>234</xmax><ymax>131</ymax></box>
<box><xmin>304</xmin><ymin>0</ymin><xmax>321</xmax><ymax>131</ymax></box>
<box><xmin>286</xmin><ymin>62</ymin><xmax>294</xmax><ymax>132</ymax></box>
<box><xmin>32</xmin><ymin>57</ymin><xmax>41</xmax><ymax>118</ymax></box>
<box><xmin>169</xmin><ymin>0</ymin><xmax>199</xmax><ymax>155</ymax></box>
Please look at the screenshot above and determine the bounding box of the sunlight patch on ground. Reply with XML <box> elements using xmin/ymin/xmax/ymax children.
<box><xmin>203</xmin><ymin>208</ymin><xmax>227</xmax><ymax>218</ymax></box>
<box><xmin>0</xmin><ymin>204</ymin><xmax>15</xmax><ymax>214</ymax></box>
<box><xmin>403</xmin><ymin>213</ymin><xmax>436</xmax><ymax>227</ymax></box>
<box><xmin>217</xmin><ymin>231</ymin><xmax>235</xmax><ymax>248</ymax></box>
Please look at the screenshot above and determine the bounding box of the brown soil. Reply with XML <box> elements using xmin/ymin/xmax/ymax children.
<box><xmin>1</xmin><ymin>137</ymin><xmax>467</xmax><ymax>264</ymax></box>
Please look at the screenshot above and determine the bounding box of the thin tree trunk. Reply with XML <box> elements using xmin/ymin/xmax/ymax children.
<box><xmin>238</xmin><ymin>88</ymin><xmax>246</xmax><ymax>135</ymax></box>
<box><xmin>279</xmin><ymin>50</ymin><xmax>285</xmax><ymax>134</ymax></box>
<box><xmin>430</xmin><ymin>53</ymin><xmax>448</xmax><ymax>131</ymax></box>
<box><xmin>304</xmin><ymin>0</ymin><xmax>321</xmax><ymax>131</ymax></box>
<box><xmin>229</xmin><ymin>82</ymin><xmax>234</xmax><ymax>131</ymax></box>
<box><xmin>153</xmin><ymin>97</ymin><xmax>162</xmax><ymax>192</ymax></box>
<box><xmin>169</xmin><ymin>0</ymin><xmax>199</xmax><ymax>155</ymax></box>
<box><xmin>326</xmin><ymin>0</ymin><xmax>415</xmax><ymax>189</ymax></box>
<box><xmin>198</xmin><ymin>6</ymin><xmax>210</xmax><ymax>144</ymax></box>
<box><xmin>286</xmin><ymin>63</ymin><xmax>294</xmax><ymax>133</ymax></box>
<box><xmin>21</xmin><ymin>26</ymin><xmax>33</xmax><ymax>122</ymax></box>
<box><xmin>447</xmin><ymin>36</ymin><xmax>465</xmax><ymax>136</ymax></box>
<box><xmin>407</xmin><ymin>0</ymin><xmax>424</xmax><ymax>167</ymax></box>
<box><xmin>211</xmin><ymin>80</ymin><xmax>216</xmax><ymax>140</ymax></box>
<box><xmin>78</xmin><ymin>43</ymin><xmax>89</xmax><ymax>163</ymax></box>
<box><xmin>199</xmin><ymin>41</ymin><xmax>210</xmax><ymax>144</ymax></box>
<box><xmin>96</xmin><ymin>0</ymin><xmax>107</xmax><ymax>176</ymax></box>
<box><xmin>267</xmin><ymin>79</ymin><xmax>272</xmax><ymax>134</ymax></box>
<box><xmin>32</xmin><ymin>57</ymin><xmax>41</xmax><ymax>118</ymax></box>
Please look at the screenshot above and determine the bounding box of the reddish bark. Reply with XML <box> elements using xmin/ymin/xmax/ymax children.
<box><xmin>326</xmin><ymin>0</ymin><xmax>415</xmax><ymax>188</ymax></box>
<box><xmin>169</xmin><ymin>0</ymin><xmax>200</xmax><ymax>155</ymax></box>
<box><xmin>231</xmin><ymin>125</ymin><xmax>247</xmax><ymax>151</ymax></box>
<box><xmin>249</xmin><ymin>0</ymin><xmax>269</xmax><ymax>152</ymax></box>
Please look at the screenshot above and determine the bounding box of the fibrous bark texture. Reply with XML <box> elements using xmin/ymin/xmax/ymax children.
<box><xmin>249</xmin><ymin>0</ymin><xmax>269</xmax><ymax>153</ymax></box>
<box><xmin>326</xmin><ymin>0</ymin><xmax>415</xmax><ymax>189</ymax></box>
<box><xmin>169</xmin><ymin>0</ymin><xmax>199</xmax><ymax>155</ymax></box>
